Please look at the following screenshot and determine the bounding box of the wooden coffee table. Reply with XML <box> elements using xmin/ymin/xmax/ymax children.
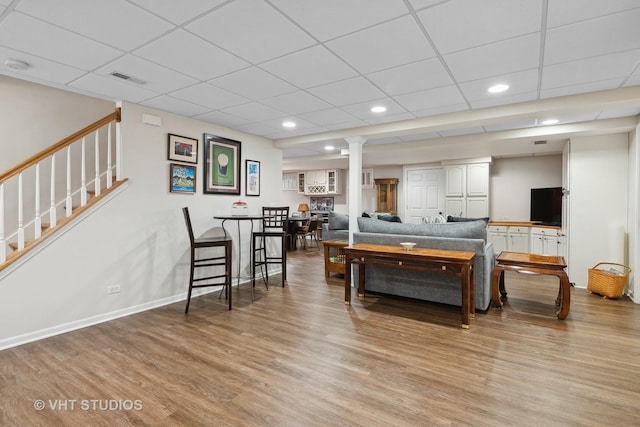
<box><xmin>323</xmin><ymin>239</ymin><xmax>348</xmax><ymax>277</ymax></box>
<box><xmin>491</xmin><ymin>251</ymin><xmax>570</xmax><ymax>319</ymax></box>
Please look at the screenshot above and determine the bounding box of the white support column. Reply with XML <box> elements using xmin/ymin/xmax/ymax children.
<box><xmin>345</xmin><ymin>136</ymin><xmax>367</xmax><ymax>245</ymax></box>
<box><xmin>34</xmin><ymin>163</ymin><xmax>41</xmax><ymax>239</ymax></box>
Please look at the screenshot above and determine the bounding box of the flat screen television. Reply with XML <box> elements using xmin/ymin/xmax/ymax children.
<box><xmin>530</xmin><ymin>187</ymin><xmax>562</xmax><ymax>226</ymax></box>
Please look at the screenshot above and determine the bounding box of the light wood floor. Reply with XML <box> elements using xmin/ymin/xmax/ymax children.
<box><xmin>2</xmin><ymin>244</ymin><xmax>640</xmax><ymax>426</ymax></box>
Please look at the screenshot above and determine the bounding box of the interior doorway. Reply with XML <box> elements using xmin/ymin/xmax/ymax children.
<box><xmin>404</xmin><ymin>166</ymin><xmax>445</xmax><ymax>224</ymax></box>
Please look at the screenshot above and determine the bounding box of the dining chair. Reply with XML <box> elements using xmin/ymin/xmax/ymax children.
<box><xmin>296</xmin><ymin>217</ymin><xmax>319</xmax><ymax>249</ymax></box>
<box><xmin>252</xmin><ymin>206</ymin><xmax>289</xmax><ymax>289</ymax></box>
<box><xmin>182</xmin><ymin>207</ymin><xmax>233</xmax><ymax>313</ymax></box>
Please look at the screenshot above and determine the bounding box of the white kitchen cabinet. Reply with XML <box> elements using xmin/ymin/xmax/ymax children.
<box><xmin>531</xmin><ymin>227</ymin><xmax>565</xmax><ymax>256</ymax></box>
<box><xmin>488</xmin><ymin>226</ymin><xmax>508</xmax><ymax>254</ymax></box>
<box><xmin>508</xmin><ymin>226</ymin><xmax>530</xmax><ymax>253</ymax></box>
<box><xmin>297</xmin><ymin>172</ymin><xmax>305</xmax><ymax>194</ymax></box>
<box><xmin>326</xmin><ymin>169</ymin><xmax>341</xmax><ymax>194</ymax></box>
<box><xmin>282</xmin><ymin>172</ymin><xmax>298</xmax><ymax>191</ymax></box>
<box><xmin>301</xmin><ymin>169</ymin><xmax>343</xmax><ymax>194</ymax></box>
<box><xmin>466</xmin><ymin>163</ymin><xmax>489</xmax><ymax>197</ymax></box>
<box><xmin>444</xmin><ymin>162</ymin><xmax>489</xmax><ymax>218</ymax></box>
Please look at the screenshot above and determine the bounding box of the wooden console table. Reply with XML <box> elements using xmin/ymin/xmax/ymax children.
<box><xmin>343</xmin><ymin>243</ymin><xmax>476</xmax><ymax>329</ymax></box>
<box><xmin>491</xmin><ymin>251</ymin><xmax>571</xmax><ymax>319</ymax></box>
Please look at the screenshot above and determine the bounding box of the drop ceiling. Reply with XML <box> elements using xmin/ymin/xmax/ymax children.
<box><xmin>1</xmin><ymin>0</ymin><xmax>640</xmax><ymax>169</ymax></box>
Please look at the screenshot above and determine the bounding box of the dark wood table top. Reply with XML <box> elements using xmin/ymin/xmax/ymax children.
<box><xmin>496</xmin><ymin>251</ymin><xmax>566</xmax><ymax>269</ymax></box>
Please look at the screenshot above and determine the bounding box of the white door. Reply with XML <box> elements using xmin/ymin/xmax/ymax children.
<box><xmin>405</xmin><ymin>167</ymin><xmax>444</xmax><ymax>224</ymax></box>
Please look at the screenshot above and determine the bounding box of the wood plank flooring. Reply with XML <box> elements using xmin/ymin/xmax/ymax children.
<box><xmin>1</xmin><ymin>244</ymin><xmax>640</xmax><ymax>426</ymax></box>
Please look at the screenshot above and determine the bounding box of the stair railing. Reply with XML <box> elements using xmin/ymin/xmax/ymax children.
<box><xmin>0</xmin><ymin>107</ymin><xmax>122</xmax><ymax>265</ymax></box>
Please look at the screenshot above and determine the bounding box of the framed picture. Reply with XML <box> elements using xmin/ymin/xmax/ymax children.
<box><xmin>203</xmin><ymin>133</ymin><xmax>241</xmax><ymax>195</ymax></box>
<box><xmin>170</xmin><ymin>163</ymin><xmax>196</xmax><ymax>194</ymax></box>
<box><xmin>168</xmin><ymin>133</ymin><xmax>198</xmax><ymax>164</ymax></box>
<box><xmin>245</xmin><ymin>160</ymin><xmax>260</xmax><ymax>196</ymax></box>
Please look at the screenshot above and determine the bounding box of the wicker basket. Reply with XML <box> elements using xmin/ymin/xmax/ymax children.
<box><xmin>587</xmin><ymin>262</ymin><xmax>631</xmax><ymax>299</ymax></box>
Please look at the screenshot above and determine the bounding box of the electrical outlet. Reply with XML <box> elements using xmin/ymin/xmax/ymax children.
<box><xmin>107</xmin><ymin>285</ymin><xmax>121</xmax><ymax>294</ymax></box>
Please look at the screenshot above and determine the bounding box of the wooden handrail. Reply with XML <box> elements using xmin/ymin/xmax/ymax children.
<box><xmin>0</xmin><ymin>107</ymin><xmax>121</xmax><ymax>183</ymax></box>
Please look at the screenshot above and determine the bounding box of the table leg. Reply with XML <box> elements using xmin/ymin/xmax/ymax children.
<box><xmin>470</xmin><ymin>262</ymin><xmax>476</xmax><ymax>319</ymax></box>
<box><xmin>491</xmin><ymin>266</ymin><xmax>505</xmax><ymax>308</ymax></box>
<box><xmin>556</xmin><ymin>271</ymin><xmax>571</xmax><ymax>320</ymax></box>
<box><xmin>357</xmin><ymin>261</ymin><xmax>365</xmax><ymax>298</ymax></box>
<box><xmin>461</xmin><ymin>263</ymin><xmax>471</xmax><ymax>329</ymax></box>
<box><xmin>344</xmin><ymin>254</ymin><xmax>352</xmax><ymax>305</ymax></box>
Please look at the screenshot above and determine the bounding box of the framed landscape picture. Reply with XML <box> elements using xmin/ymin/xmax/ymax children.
<box><xmin>203</xmin><ymin>133</ymin><xmax>241</xmax><ymax>195</ymax></box>
<box><xmin>170</xmin><ymin>163</ymin><xmax>196</xmax><ymax>194</ymax></box>
<box><xmin>245</xmin><ymin>160</ymin><xmax>260</xmax><ymax>196</ymax></box>
<box><xmin>168</xmin><ymin>133</ymin><xmax>198</xmax><ymax>164</ymax></box>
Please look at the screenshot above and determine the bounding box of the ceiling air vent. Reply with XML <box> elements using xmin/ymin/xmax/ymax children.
<box><xmin>110</xmin><ymin>72</ymin><xmax>148</xmax><ymax>85</ymax></box>
<box><xmin>533</xmin><ymin>140</ymin><xmax>547</xmax><ymax>145</ymax></box>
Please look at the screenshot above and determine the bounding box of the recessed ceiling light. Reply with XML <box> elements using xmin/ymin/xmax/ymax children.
<box><xmin>488</xmin><ymin>84</ymin><xmax>509</xmax><ymax>93</ymax></box>
<box><xmin>541</xmin><ymin>119</ymin><xmax>559</xmax><ymax>125</ymax></box>
<box><xmin>282</xmin><ymin>121</ymin><xmax>296</xmax><ymax>128</ymax></box>
<box><xmin>325</xmin><ymin>145</ymin><xmax>334</xmax><ymax>151</ymax></box>
<box><xmin>5</xmin><ymin>58</ymin><xmax>30</xmax><ymax>70</ymax></box>
<box><xmin>371</xmin><ymin>105</ymin><xmax>387</xmax><ymax>113</ymax></box>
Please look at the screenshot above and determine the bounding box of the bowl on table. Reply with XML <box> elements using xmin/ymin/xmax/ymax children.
<box><xmin>400</xmin><ymin>242</ymin><xmax>416</xmax><ymax>251</ymax></box>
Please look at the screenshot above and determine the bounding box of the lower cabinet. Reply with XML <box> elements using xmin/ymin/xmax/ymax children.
<box><xmin>488</xmin><ymin>225</ymin><xmax>565</xmax><ymax>257</ymax></box>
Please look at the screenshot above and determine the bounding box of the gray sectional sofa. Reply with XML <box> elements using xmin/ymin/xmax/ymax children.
<box><xmin>323</xmin><ymin>212</ymin><xmax>495</xmax><ymax>311</ymax></box>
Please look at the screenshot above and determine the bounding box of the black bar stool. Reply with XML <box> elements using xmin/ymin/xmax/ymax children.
<box><xmin>252</xmin><ymin>206</ymin><xmax>289</xmax><ymax>288</ymax></box>
<box><xmin>182</xmin><ymin>207</ymin><xmax>232</xmax><ymax>312</ymax></box>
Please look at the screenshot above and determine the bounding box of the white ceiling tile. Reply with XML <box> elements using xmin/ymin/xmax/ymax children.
<box><xmin>545</xmin><ymin>8</ymin><xmax>640</xmax><ymax>65</ymax></box>
<box><xmin>459</xmin><ymin>69</ymin><xmax>539</xmax><ymax>100</ymax></box>
<box><xmin>297</xmin><ymin>108</ymin><xmax>359</xmax><ymax>126</ymax></box>
<box><xmin>410</xmin><ymin>103</ymin><xmax>469</xmax><ymax>118</ymax></box>
<box><xmin>340</xmin><ymin>98</ymin><xmax>408</xmax><ymax>120</ymax></box>
<box><xmin>0</xmin><ymin>13</ymin><xmax>122</xmax><ymax>70</ymax></box>
<box><xmin>419</xmin><ymin>0</ymin><xmax>543</xmax><ymax>54</ymax></box>
<box><xmin>365</xmin><ymin>112</ymin><xmax>415</xmax><ymax>125</ymax></box>
<box><xmin>408</xmin><ymin>0</ymin><xmax>446</xmax><ymax>11</ymax></box>
<box><xmin>597</xmin><ymin>107</ymin><xmax>640</xmax><ymax>120</ymax></box>
<box><xmin>625</xmin><ymin>74</ymin><xmax>640</xmax><ymax>87</ymax></box>
<box><xmin>540</xmin><ymin>78</ymin><xmax>626</xmax><ymax>99</ymax></box>
<box><xmin>261</xmin><ymin>92</ymin><xmax>332</xmax><ymax>115</ymax></box>
<box><xmin>271</xmin><ymin>0</ymin><xmax>408</xmax><ymax>41</ymax></box>
<box><xmin>70</xmin><ymin>73</ymin><xmax>158</xmax><ymax>103</ymax></box>
<box><xmin>327</xmin><ymin>15</ymin><xmax>435</xmax><ymax>74</ymax></box>
<box><xmin>134</xmin><ymin>30</ymin><xmax>248</xmax><ymax>81</ymax></box>
<box><xmin>220</xmin><ymin>102</ymin><xmax>287</xmax><ymax>122</ymax></box>
<box><xmin>469</xmin><ymin>91</ymin><xmax>538</xmax><ymax>109</ymax></box>
<box><xmin>140</xmin><ymin>95</ymin><xmax>209</xmax><ymax>117</ymax></box>
<box><xmin>444</xmin><ymin>33</ymin><xmax>540</xmax><ymax>82</ymax></box>
<box><xmin>0</xmin><ymin>0</ymin><xmax>9</xmax><ymax>6</ymax></box>
<box><xmin>308</xmin><ymin>77</ymin><xmax>386</xmax><ymax>106</ymax></box>
<box><xmin>542</xmin><ymin>50</ymin><xmax>640</xmax><ymax>90</ymax></box>
<box><xmin>209</xmin><ymin>67</ymin><xmax>296</xmax><ymax>100</ymax></box>
<box><xmin>186</xmin><ymin>0</ymin><xmax>316</xmax><ymax>64</ymax></box>
<box><xmin>260</xmin><ymin>45</ymin><xmax>357</xmax><ymax>89</ymax></box>
<box><xmin>128</xmin><ymin>0</ymin><xmax>227</xmax><ymax>25</ymax></box>
<box><xmin>194</xmin><ymin>111</ymin><xmax>251</xmax><ymax>128</ymax></box>
<box><xmin>16</xmin><ymin>0</ymin><xmax>174</xmax><ymax>51</ymax></box>
<box><xmin>323</xmin><ymin>119</ymin><xmax>369</xmax><ymax>131</ymax></box>
<box><xmin>395</xmin><ymin>85</ymin><xmax>466</xmax><ymax>113</ymax></box>
<box><xmin>259</xmin><ymin>117</ymin><xmax>319</xmax><ymax>132</ymax></box>
<box><xmin>0</xmin><ymin>46</ymin><xmax>86</xmax><ymax>84</ymax></box>
<box><xmin>170</xmin><ymin>83</ymin><xmax>249</xmax><ymax>110</ymax></box>
<box><xmin>0</xmin><ymin>6</ymin><xmax>5</xmax><ymax>14</ymax></box>
<box><xmin>96</xmin><ymin>55</ymin><xmax>198</xmax><ymax>93</ymax></box>
<box><xmin>235</xmin><ymin>122</ymin><xmax>280</xmax><ymax>138</ymax></box>
<box><xmin>547</xmin><ymin>0</ymin><xmax>640</xmax><ymax>28</ymax></box>
<box><xmin>366</xmin><ymin>58</ymin><xmax>453</xmax><ymax>96</ymax></box>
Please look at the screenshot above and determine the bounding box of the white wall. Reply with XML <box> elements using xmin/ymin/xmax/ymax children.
<box><xmin>568</xmin><ymin>134</ymin><xmax>629</xmax><ymax>288</ymax></box>
<box><xmin>490</xmin><ymin>155</ymin><xmax>563</xmax><ymax>221</ymax></box>
<box><xmin>628</xmin><ymin>125</ymin><xmax>638</xmax><ymax>301</ymax></box>
<box><xmin>0</xmin><ymin>81</ymin><xmax>283</xmax><ymax>348</ymax></box>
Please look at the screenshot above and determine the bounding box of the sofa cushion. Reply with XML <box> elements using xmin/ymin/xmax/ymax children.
<box><xmin>357</xmin><ymin>217</ymin><xmax>487</xmax><ymax>240</ymax></box>
<box><xmin>377</xmin><ymin>214</ymin><xmax>402</xmax><ymax>223</ymax></box>
<box><xmin>447</xmin><ymin>215</ymin><xmax>490</xmax><ymax>226</ymax></box>
<box><xmin>328</xmin><ymin>211</ymin><xmax>349</xmax><ymax>230</ymax></box>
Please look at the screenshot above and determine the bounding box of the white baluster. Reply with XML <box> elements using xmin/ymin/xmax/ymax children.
<box><xmin>80</xmin><ymin>137</ymin><xmax>87</xmax><ymax>206</ymax></box>
<box><xmin>116</xmin><ymin>114</ymin><xmax>122</xmax><ymax>181</ymax></box>
<box><xmin>18</xmin><ymin>173</ymin><xmax>24</xmax><ymax>250</ymax></box>
<box><xmin>94</xmin><ymin>129</ymin><xmax>101</xmax><ymax>197</ymax></box>
<box><xmin>0</xmin><ymin>183</ymin><xmax>5</xmax><ymax>262</ymax></box>
<box><xmin>66</xmin><ymin>146</ymin><xmax>72</xmax><ymax>216</ymax></box>
<box><xmin>35</xmin><ymin>163</ymin><xmax>41</xmax><ymax>239</ymax></box>
<box><xmin>50</xmin><ymin>154</ymin><xmax>57</xmax><ymax>227</ymax></box>
<box><xmin>106</xmin><ymin>123</ymin><xmax>112</xmax><ymax>188</ymax></box>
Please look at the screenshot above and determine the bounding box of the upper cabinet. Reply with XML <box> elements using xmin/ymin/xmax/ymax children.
<box><xmin>282</xmin><ymin>172</ymin><xmax>298</xmax><ymax>191</ymax></box>
<box><xmin>295</xmin><ymin>169</ymin><xmax>342</xmax><ymax>194</ymax></box>
<box><xmin>444</xmin><ymin>160</ymin><xmax>490</xmax><ymax>217</ymax></box>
